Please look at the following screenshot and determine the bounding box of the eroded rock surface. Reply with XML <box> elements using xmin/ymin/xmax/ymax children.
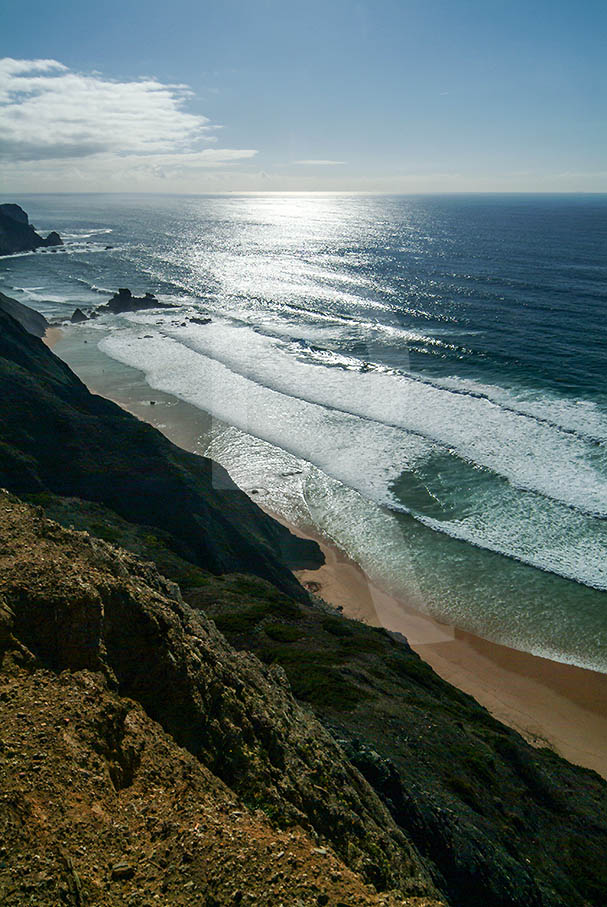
<box><xmin>0</xmin><ymin>494</ymin><xmax>442</xmax><ymax>905</ymax></box>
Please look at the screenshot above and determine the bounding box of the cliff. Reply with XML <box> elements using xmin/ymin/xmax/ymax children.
<box><xmin>1</xmin><ymin>299</ymin><xmax>606</xmax><ymax>906</ymax></box>
<box><xmin>0</xmin><ymin>301</ymin><xmax>322</xmax><ymax>600</ymax></box>
<box><xmin>0</xmin><ymin>493</ymin><xmax>441</xmax><ymax>906</ymax></box>
<box><xmin>0</xmin><ymin>290</ymin><xmax>49</xmax><ymax>338</ymax></box>
<box><xmin>0</xmin><ymin>203</ymin><xmax>62</xmax><ymax>256</ymax></box>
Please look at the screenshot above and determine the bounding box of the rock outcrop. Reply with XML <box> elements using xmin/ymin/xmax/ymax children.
<box><xmin>70</xmin><ymin>307</ymin><xmax>89</xmax><ymax>323</ymax></box>
<box><xmin>100</xmin><ymin>288</ymin><xmax>174</xmax><ymax>314</ymax></box>
<box><xmin>0</xmin><ymin>299</ymin><xmax>322</xmax><ymax>600</ymax></box>
<box><xmin>44</xmin><ymin>230</ymin><xmax>62</xmax><ymax>247</ymax></box>
<box><xmin>0</xmin><ymin>203</ymin><xmax>63</xmax><ymax>255</ymax></box>
<box><xmin>0</xmin><ymin>494</ymin><xmax>443</xmax><ymax>906</ymax></box>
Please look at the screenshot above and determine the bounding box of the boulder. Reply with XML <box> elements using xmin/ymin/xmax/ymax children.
<box><xmin>70</xmin><ymin>308</ymin><xmax>88</xmax><ymax>324</ymax></box>
<box><xmin>43</xmin><ymin>231</ymin><xmax>63</xmax><ymax>247</ymax></box>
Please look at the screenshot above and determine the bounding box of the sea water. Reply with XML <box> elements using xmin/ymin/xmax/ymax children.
<box><xmin>2</xmin><ymin>193</ymin><xmax>606</xmax><ymax>670</ymax></box>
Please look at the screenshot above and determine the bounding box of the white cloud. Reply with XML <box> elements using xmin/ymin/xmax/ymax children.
<box><xmin>0</xmin><ymin>58</ymin><xmax>257</xmax><ymax>189</ymax></box>
<box><xmin>292</xmin><ymin>160</ymin><xmax>346</xmax><ymax>165</ymax></box>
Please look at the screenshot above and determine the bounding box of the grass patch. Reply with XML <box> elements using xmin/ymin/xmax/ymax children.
<box><xmin>90</xmin><ymin>521</ymin><xmax>123</xmax><ymax>543</ymax></box>
<box><xmin>258</xmin><ymin>647</ymin><xmax>369</xmax><ymax>711</ymax></box>
<box><xmin>213</xmin><ymin>597</ymin><xmax>302</xmax><ymax>635</ymax></box>
<box><xmin>445</xmin><ymin>774</ymin><xmax>488</xmax><ymax>814</ymax></box>
<box><xmin>337</xmin><ymin>634</ymin><xmax>385</xmax><ymax>655</ymax></box>
<box><xmin>265</xmin><ymin>623</ymin><xmax>303</xmax><ymax>643</ymax></box>
<box><xmin>388</xmin><ymin>651</ymin><xmax>440</xmax><ymax>687</ymax></box>
<box><xmin>321</xmin><ymin>616</ymin><xmax>354</xmax><ymax>637</ymax></box>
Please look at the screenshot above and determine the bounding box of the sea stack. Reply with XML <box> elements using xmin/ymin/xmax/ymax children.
<box><xmin>0</xmin><ymin>203</ymin><xmax>63</xmax><ymax>255</ymax></box>
<box><xmin>100</xmin><ymin>288</ymin><xmax>175</xmax><ymax>314</ymax></box>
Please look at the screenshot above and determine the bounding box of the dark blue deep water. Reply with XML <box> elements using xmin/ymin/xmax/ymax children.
<box><xmin>2</xmin><ymin>193</ymin><xmax>606</xmax><ymax>668</ymax></box>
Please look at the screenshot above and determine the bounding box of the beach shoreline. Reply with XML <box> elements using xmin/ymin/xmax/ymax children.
<box><xmin>273</xmin><ymin>511</ymin><xmax>607</xmax><ymax>778</ymax></box>
<box><xmin>42</xmin><ymin>325</ymin><xmax>63</xmax><ymax>349</ymax></box>
<box><xmin>48</xmin><ymin>324</ymin><xmax>607</xmax><ymax>780</ymax></box>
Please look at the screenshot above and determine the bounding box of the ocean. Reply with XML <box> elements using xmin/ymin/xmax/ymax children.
<box><xmin>2</xmin><ymin>192</ymin><xmax>606</xmax><ymax>671</ymax></box>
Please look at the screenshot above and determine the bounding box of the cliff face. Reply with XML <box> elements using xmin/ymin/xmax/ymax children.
<box><xmin>0</xmin><ymin>203</ymin><xmax>62</xmax><ymax>256</ymax></box>
<box><xmin>0</xmin><ymin>302</ymin><xmax>322</xmax><ymax>600</ymax></box>
<box><xmin>0</xmin><ymin>291</ymin><xmax>49</xmax><ymax>338</ymax></box>
<box><xmin>189</xmin><ymin>572</ymin><xmax>607</xmax><ymax>906</ymax></box>
<box><xmin>0</xmin><ymin>493</ymin><xmax>442</xmax><ymax>906</ymax></box>
<box><xmin>1</xmin><ymin>298</ymin><xmax>607</xmax><ymax>906</ymax></box>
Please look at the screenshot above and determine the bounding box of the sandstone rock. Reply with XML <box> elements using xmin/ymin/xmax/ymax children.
<box><xmin>111</xmin><ymin>862</ymin><xmax>135</xmax><ymax>880</ymax></box>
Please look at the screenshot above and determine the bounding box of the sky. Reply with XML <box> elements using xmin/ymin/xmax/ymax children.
<box><xmin>1</xmin><ymin>0</ymin><xmax>605</xmax><ymax>193</ymax></box>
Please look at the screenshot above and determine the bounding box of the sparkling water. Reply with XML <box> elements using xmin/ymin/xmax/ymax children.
<box><xmin>2</xmin><ymin>193</ymin><xmax>606</xmax><ymax>669</ymax></box>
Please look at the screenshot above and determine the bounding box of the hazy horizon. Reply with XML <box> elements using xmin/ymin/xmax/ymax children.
<box><xmin>1</xmin><ymin>1</ymin><xmax>605</xmax><ymax>194</ymax></box>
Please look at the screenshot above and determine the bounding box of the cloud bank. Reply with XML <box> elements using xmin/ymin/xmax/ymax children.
<box><xmin>0</xmin><ymin>58</ymin><xmax>256</xmax><ymax>190</ymax></box>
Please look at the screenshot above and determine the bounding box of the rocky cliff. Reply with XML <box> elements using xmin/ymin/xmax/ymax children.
<box><xmin>0</xmin><ymin>493</ymin><xmax>442</xmax><ymax>906</ymax></box>
<box><xmin>0</xmin><ymin>301</ymin><xmax>322</xmax><ymax>600</ymax></box>
<box><xmin>0</xmin><ymin>290</ymin><xmax>49</xmax><ymax>338</ymax></box>
<box><xmin>1</xmin><ymin>299</ymin><xmax>606</xmax><ymax>906</ymax></box>
<box><xmin>0</xmin><ymin>203</ymin><xmax>62</xmax><ymax>255</ymax></box>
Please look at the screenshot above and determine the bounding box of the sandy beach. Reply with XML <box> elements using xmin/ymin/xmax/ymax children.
<box><xmin>50</xmin><ymin>326</ymin><xmax>607</xmax><ymax>781</ymax></box>
<box><xmin>283</xmin><ymin>517</ymin><xmax>607</xmax><ymax>779</ymax></box>
<box><xmin>42</xmin><ymin>325</ymin><xmax>63</xmax><ymax>348</ymax></box>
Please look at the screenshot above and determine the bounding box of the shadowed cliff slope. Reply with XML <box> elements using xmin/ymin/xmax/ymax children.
<box><xmin>187</xmin><ymin>572</ymin><xmax>607</xmax><ymax>907</ymax></box>
<box><xmin>0</xmin><ymin>302</ymin><xmax>322</xmax><ymax>600</ymax></box>
<box><xmin>0</xmin><ymin>291</ymin><xmax>48</xmax><ymax>338</ymax></box>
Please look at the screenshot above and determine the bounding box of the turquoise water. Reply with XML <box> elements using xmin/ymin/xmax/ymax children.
<box><xmin>2</xmin><ymin>193</ymin><xmax>606</xmax><ymax>669</ymax></box>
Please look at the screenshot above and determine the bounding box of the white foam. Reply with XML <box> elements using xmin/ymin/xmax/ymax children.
<box><xmin>99</xmin><ymin>328</ymin><xmax>607</xmax><ymax>590</ymax></box>
<box><xmin>429</xmin><ymin>374</ymin><xmax>607</xmax><ymax>442</ymax></box>
<box><xmin>15</xmin><ymin>287</ymin><xmax>80</xmax><ymax>305</ymax></box>
<box><xmin>202</xmin><ymin>424</ymin><xmax>607</xmax><ymax>671</ymax></box>
<box><xmin>99</xmin><ymin>329</ymin><xmax>431</xmax><ymax>502</ymax></box>
<box><xmin>153</xmin><ymin>319</ymin><xmax>607</xmax><ymax>517</ymax></box>
<box><xmin>62</xmin><ymin>228</ymin><xmax>113</xmax><ymax>239</ymax></box>
<box><xmin>392</xmin><ymin>487</ymin><xmax>607</xmax><ymax>590</ymax></box>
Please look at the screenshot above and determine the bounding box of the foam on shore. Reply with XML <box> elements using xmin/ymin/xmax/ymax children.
<box><xmin>49</xmin><ymin>325</ymin><xmax>607</xmax><ymax>779</ymax></box>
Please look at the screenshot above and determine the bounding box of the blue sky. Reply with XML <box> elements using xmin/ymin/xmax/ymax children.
<box><xmin>1</xmin><ymin>0</ymin><xmax>605</xmax><ymax>192</ymax></box>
